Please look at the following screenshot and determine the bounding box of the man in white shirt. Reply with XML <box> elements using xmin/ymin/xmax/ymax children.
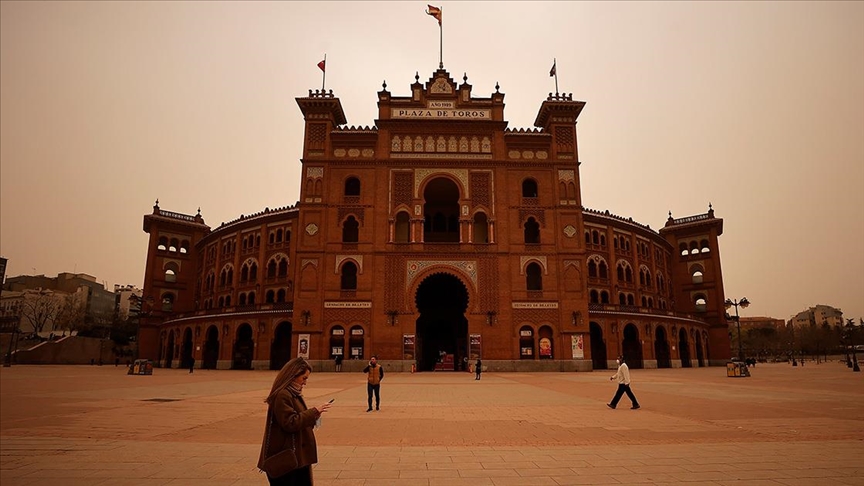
<box><xmin>607</xmin><ymin>355</ymin><xmax>640</xmax><ymax>410</ymax></box>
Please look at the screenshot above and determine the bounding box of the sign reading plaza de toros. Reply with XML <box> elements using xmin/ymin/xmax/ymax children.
<box><xmin>391</xmin><ymin>101</ymin><xmax>490</xmax><ymax>120</ymax></box>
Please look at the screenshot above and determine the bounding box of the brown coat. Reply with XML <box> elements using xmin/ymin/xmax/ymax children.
<box><xmin>257</xmin><ymin>387</ymin><xmax>321</xmax><ymax>473</ymax></box>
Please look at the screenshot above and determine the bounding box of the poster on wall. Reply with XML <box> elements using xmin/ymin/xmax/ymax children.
<box><xmin>571</xmin><ymin>334</ymin><xmax>584</xmax><ymax>359</ymax></box>
<box><xmin>298</xmin><ymin>334</ymin><xmax>310</xmax><ymax>359</ymax></box>
<box><xmin>403</xmin><ymin>334</ymin><xmax>415</xmax><ymax>360</ymax></box>
<box><xmin>469</xmin><ymin>334</ymin><xmax>482</xmax><ymax>359</ymax></box>
<box><xmin>539</xmin><ymin>337</ymin><xmax>552</xmax><ymax>358</ymax></box>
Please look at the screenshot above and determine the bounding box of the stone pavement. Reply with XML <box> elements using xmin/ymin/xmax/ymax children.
<box><xmin>1</xmin><ymin>362</ymin><xmax>862</xmax><ymax>485</ymax></box>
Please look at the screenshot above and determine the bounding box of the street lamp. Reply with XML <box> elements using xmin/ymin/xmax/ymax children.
<box><xmin>725</xmin><ymin>297</ymin><xmax>750</xmax><ymax>361</ymax></box>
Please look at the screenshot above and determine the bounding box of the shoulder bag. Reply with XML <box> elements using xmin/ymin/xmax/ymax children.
<box><xmin>261</xmin><ymin>410</ymin><xmax>299</xmax><ymax>477</ymax></box>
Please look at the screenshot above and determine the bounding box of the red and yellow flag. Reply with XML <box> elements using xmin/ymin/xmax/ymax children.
<box><xmin>426</xmin><ymin>5</ymin><xmax>442</xmax><ymax>26</ymax></box>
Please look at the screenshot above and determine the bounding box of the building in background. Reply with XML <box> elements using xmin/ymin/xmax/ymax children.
<box><xmin>139</xmin><ymin>66</ymin><xmax>733</xmax><ymax>372</ymax></box>
<box><xmin>789</xmin><ymin>305</ymin><xmax>844</xmax><ymax>328</ymax></box>
<box><xmin>114</xmin><ymin>284</ymin><xmax>143</xmax><ymax>321</ymax></box>
<box><xmin>2</xmin><ymin>272</ymin><xmax>117</xmax><ymax>335</ymax></box>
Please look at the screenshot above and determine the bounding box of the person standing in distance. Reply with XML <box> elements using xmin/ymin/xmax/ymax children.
<box><xmin>363</xmin><ymin>356</ymin><xmax>384</xmax><ymax>412</ymax></box>
<box><xmin>475</xmin><ymin>358</ymin><xmax>482</xmax><ymax>380</ymax></box>
<box><xmin>607</xmin><ymin>355</ymin><xmax>640</xmax><ymax>410</ymax></box>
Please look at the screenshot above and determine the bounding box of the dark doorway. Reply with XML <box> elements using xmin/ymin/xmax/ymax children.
<box><xmin>679</xmin><ymin>328</ymin><xmax>692</xmax><ymax>368</ymax></box>
<box><xmin>165</xmin><ymin>331</ymin><xmax>175</xmax><ymax>368</ymax></box>
<box><xmin>622</xmin><ymin>323</ymin><xmax>643</xmax><ymax>369</ymax></box>
<box><xmin>180</xmin><ymin>327</ymin><xmax>193</xmax><ymax>369</ymax></box>
<box><xmin>590</xmin><ymin>322</ymin><xmax>607</xmax><ymax>370</ymax></box>
<box><xmin>232</xmin><ymin>324</ymin><xmax>254</xmax><ymax>370</ymax></box>
<box><xmin>203</xmin><ymin>326</ymin><xmax>219</xmax><ymax>369</ymax></box>
<box><xmin>270</xmin><ymin>321</ymin><xmax>292</xmax><ymax>370</ymax></box>
<box><xmin>695</xmin><ymin>332</ymin><xmax>705</xmax><ymax>367</ymax></box>
<box><xmin>415</xmin><ymin>273</ymin><xmax>469</xmax><ymax>371</ymax></box>
<box><xmin>655</xmin><ymin>326</ymin><xmax>672</xmax><ymax>368</ymax></box>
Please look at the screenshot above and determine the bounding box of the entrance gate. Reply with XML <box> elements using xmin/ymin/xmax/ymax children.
<box><xmin>414</xmin><ymin>273</ymin><xmax>469</xmax><ymax>372</ymax></box>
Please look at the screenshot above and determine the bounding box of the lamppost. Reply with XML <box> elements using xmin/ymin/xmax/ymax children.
<box><xmin>725</xmin><ymin>297</ymin><xmax>750</xmax><ymax>360</ymax></box>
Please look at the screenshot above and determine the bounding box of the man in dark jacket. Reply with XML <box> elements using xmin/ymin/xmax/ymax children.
<box><xmin>363</xmin><ymin>356</ymin><xmax>384</xmax><ymax>412</ymax></box>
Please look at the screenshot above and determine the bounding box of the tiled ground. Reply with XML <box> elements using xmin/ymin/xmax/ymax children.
<box><xmin>1</xmin><ymin>362</ymin><xmax>862</xmax><ymax>485</ymax></box>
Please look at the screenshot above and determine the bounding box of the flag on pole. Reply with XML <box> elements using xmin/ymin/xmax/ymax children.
<box><xmin>426</xmin><ymin>5</ymin><xmax>442</xmax><ymax>25</ymax></box>
<box><xmin>549</xmin><ymin>60</ymin><xmax>556</xmax><ymax>77</ymax></box>
<box><xmin>317</xmin><ymin>59</ymin><xmax>326</xmax><ymax>72</ymax></box>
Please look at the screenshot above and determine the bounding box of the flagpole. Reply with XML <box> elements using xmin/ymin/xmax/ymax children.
<box><xmin>439</xmin><ymin>7</ymin><xmax>443</xmax><ymax>69</ymax></box>
<box><xmin>553</xmin><ymin>57</ymin><xmax>559</xmax><ymax>95</ymax></box>
<box><xmin>322</xmin><ymin>54</ymin><xmax>327</xmax><ymax>92</ymax></box>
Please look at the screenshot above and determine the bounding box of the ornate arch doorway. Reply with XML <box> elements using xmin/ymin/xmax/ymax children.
<box><xmin>414</xmin><ymin>272</ymin><xmax>469</xmax><ymax>371</ymax></box>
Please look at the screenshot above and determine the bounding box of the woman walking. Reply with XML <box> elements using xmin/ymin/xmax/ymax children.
<box><xmin>258</xmin><ymin>358</ymin><xmax>332</xmax><ymax>485</ymax></box>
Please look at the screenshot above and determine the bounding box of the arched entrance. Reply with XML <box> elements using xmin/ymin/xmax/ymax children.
<box><xmin>203</xmin><ymin>325</ymin><xmax>219</xmax><ymax>369</ymax></box>
<box><xmin>590</xmin><ymin>322</ymin><xmax>607</xmax><ymax>370</ymax></box>
<box><xmin>415</xmin><ymin>272</ymin><xmax>469</xmax><ymax>371</ymax></box>
<box><xmin>655</xmin><ymin>326</ymin><xmax>672</xmax><ymax>368</ymax></box>
<box><xmin>270</xmin><ymin>321</ymin><xmax>292</xmax><ymax>370</ymax></box>
<box><xmin>622</xmin><ymin>323</ymin><xmax>643</xmax><ymax>369</ymax></box>
<box><xmin>180</xmin><ymin>327</ymin><xmax>193</xmax><ymax>369</ymax></box>
<box><xmin>165</xmin><ymin>331</ymin><xmax>175</xmax><ymax>368</ymax></box>
<box><xmin>232</xmin><ymin>323</ymin><xmax>254</xmax><ymax>370</ymax></box>
<box><xmin>679</xmin><ymin>328</ymin><xmax>692</xmax><ymax>368</ymax></box>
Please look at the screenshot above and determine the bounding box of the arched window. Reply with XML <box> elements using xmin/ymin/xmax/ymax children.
<box><xmin>522</xmin><ymin>179</ymin><xmax>538</xmax><ymax>198</ymax></box>
<box><xmin>161</xmin><ymin>293</ymin><xmax>175</xmax><ymax>312</ymax></box>
<box><xmin>588</xmin><ymin>260</ymin><xmax>597</xmax><ymax>278</ymax></box>
<box><xmin>267</xmin><ymin>260</ymin><xmax>277</xmax><ymax>278</ymax></box>
<box><xmin>165</xmin><ymin>269</ymin><xmax>177</xmax><ymax>283</ymax></box>
<box><xmin>524</xmin><ymin>217</ymin><xmax>540</xmax><ymax>244</ymax></box>
<box><xmin>700</xmin><ymin>239</ymin><xmax>710</xmax><ymax>253</ymax></box>
<box><xmin>278</xmin><ymin>259</ymin><xmax>288</xmax><ymax>277</ymax></box>
<box><xmin>473</xmin><ymin>212</ymin><xmax>489</xmax><ymax>243</ymax></box>
<box><xmin>157</xmin><ymin>236</ymin><xmax>168</xmax><ymax>251</ymax></box>
<box><xmin>276</xmin><ymin>288</ymin><xmax>286</xmax><ymax>303</ymax></box>
<box><xmin>266</xmin><ymin>290</ymin><xmax>275</xmax><ymax>303</ymax></box>
<box><xmin>341</xmin><ymin>262</ymin><xmax>358</xmax><ymax>290</ymax></box>
<box><xmin>241</xmin><ymin>265</ymin><xmax>249</xmax><ymax>282</ymax></box>
<box><xmin>599</xmin><ymin>261</ymin><xmax>608</xmax><ymax>279</ymax></box>
<box><xmin>691</xmin><ymin>266</ymin><xmax>704</xmax><ymax>284</ymax></box>
<box><xmin>695</xmin><ymin>294</ymin><xmax>707</xmax><ymax>312</ymax></box>
<box><xmin>619</xmin><ymin>293</ymin><xmax>627</xmax><ymax>305</ymax></box>
<box><xmin>679</xmin><ymin>243</ymin><xmax>688</xmax><ymax>256</ymax></box>
<box><xmin>276</xmin><ymin>229</ymin><xmax>283</xmax><ymax>243</ymax></box>
<box><xmin>239</xmin><ymin>293</ymin><xmax>247</xmax><ymax>306</ymax></box>
<box><xmin>394</xmin><ymin>212</ymin><xmax>410</xmax><ymax>243</ymax></box>
<box><xmin>342</xmin><ymin>216</ymin><xmax>359</xmax><ymax>243</ymax></box>
<box><xmin>248</xmin><ymin>292</ymin><xmax>255</xmax><ymax>305</ymax></box>
<box><xmin>590</xmin><ymin>289</ymin><xmax>599</xmax><ymax>303</ymax></box>
<box><xmin>601</xmin><ymin>291</ymin><xmax>610</xmax><ymax>304</ymax></box>
<box><xmin>344</xmin><ymin>177</ymin><xmax>361</xmax><ymax>196</ymax></box>
<box><xmin>592</xmin><ymin>230</ymin><xmax>599</xmax><ymax>245</ymax></box>
<box><xmin>526</xmin><ymin>262</ymin><xmax>543</xmax><ymax>291</ymax></box>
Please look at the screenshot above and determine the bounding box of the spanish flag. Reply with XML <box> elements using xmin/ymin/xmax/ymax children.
<box><xmin>549</xmin><ymin>60</ymin><xmax>556</xmax><ymax>77</ymax></box>
<box><xmin>426</xmin><ymin>5</ymin><xmax>442</xmax><ymax>26</ymax></box>
<box><xmin>317</xmin><ymin>59</ymin><xmax>326</xmax><ymax>72</ymax></box>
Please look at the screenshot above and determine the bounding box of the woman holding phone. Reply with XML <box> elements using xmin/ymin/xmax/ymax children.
<box><xmin>258</xmin><ymin>357</ymin><xmax>332</xmax><ymax>485</ymax></box>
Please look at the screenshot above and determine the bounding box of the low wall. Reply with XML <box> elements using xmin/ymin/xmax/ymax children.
<box><xmin>12</xmin><ymin>336</ymin><xmax>116</xmax><ymax>365</ymax></box>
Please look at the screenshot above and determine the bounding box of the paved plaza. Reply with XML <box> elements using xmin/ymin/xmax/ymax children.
<box><xmin>1</xmin><ymin>361</ymin><xmax>862</xmax><ymax>485</ymax></box>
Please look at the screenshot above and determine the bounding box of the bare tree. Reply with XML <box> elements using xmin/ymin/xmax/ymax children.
<box><xmin>18</xmin><ymin>290</ymin><xmax>60</xmax><ymax>334</ymax></box>
<box><xmin>54</xmin><ymin>296</ymin><xmax>85</xmax><ymax>336</ymax></box>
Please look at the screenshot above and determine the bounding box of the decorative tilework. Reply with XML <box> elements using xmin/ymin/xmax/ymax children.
<box><xmin>415</xmin><ymin>169</ymin><xmax>469</xmax><ymax>198</ymax></box>
<box><xmin>407</xmin><ymin>260</ymin><xmax>477</xmax><ymax>288</ymax></box>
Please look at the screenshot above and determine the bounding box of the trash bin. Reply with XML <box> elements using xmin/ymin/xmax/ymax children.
<box><xmin>726</xmin><ymin>361</ymin><xmax>750</xmax><ymax>377</ymax></box>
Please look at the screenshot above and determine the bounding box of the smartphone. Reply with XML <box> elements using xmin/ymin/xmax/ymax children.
<box><xmin>328</xmin><ymin>398</ymin><xmax>335</xmax><ymax>403</ymax></box>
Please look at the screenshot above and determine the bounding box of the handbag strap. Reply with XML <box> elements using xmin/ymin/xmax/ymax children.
<box><xmin>264</xmin><ymin>409</ymin><xmax>296</xmax><ymax>458</ymax></box>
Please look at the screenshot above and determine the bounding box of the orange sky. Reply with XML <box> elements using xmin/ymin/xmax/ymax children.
<box><xmin>1</xmin><ymin>1</ymin><xmax>862</xmax><ymax>322</ymax></box>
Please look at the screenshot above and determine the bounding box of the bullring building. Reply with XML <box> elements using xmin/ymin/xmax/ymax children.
<box><xmin>138</xmin><ymin>66</ymin><xmax>731</xmax><ymax>372</ymax></box>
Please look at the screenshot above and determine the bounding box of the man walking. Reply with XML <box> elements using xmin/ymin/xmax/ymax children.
<box><xmin>363</xmin><ymin>356</ymin><xmax>384</xmax><ymax>412</ymax></box>
<box><xmin>607</xmin><ymin>355</ymin><xmax>640</xmax><ymax>409</ymax></box>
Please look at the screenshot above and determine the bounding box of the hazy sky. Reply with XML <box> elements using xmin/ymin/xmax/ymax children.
<box><xmin>2</xmin><ymin>2</ymin><xmax>862</xmax><ymax>322</ymax></box>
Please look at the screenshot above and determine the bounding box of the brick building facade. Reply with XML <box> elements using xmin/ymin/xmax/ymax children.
<box><xmin>138</xmin><ymin>68</ymin><xmax>732</xmax><ymax>372</ymax></box>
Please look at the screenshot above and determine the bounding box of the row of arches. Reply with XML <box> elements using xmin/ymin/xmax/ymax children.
<box><xmin>160</xmin><ymin>322</ymin><xmax>296</xmax><ymax>371</ymax></box>
<box><xmin>157</xmin><ymin>236</ymin><xmax>190</xmax><ymax>253</ymax></box>
<box><xmin>589</xmin><ymin>322</ymin><xmax>709</xmax><ymax>370</ymax></box>
<box><xmin>680</xmin><ymin>239</ymin><xmax>711</xmax><ymax>256</ymax></box>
